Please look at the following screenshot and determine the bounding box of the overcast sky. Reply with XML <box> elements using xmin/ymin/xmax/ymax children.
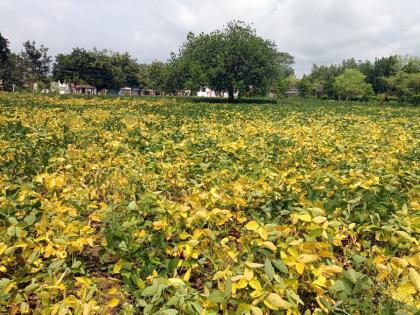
<box><xmin>1</xmin><ymin>0</ymin><xmax>419</xmax><ymax>76</ymax></box>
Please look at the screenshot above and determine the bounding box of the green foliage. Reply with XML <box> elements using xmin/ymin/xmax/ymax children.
<box><xmin>0</xmin><ymin>35</ymin><xmax>50</xmax><ymax>91</ymax></box>
<box><xmin>333</xmin><ymin>69</ymin><xmax>373</xmax><ymax>101</ymax></box>
<box><xmin>276</xmin><ymin>75</ymin><xmax>298</xmax><ymax>97</ymax></box>
<box><xmin>305</xmin><ymin>56</ymin><xmax>404</xmax><ymax>99</ymax></box>
<box><xmin>172</xmin><ymin>21</ymin><xmax>294</xmax><ymax>99</ymax></box>
<box><xmin>297</xmin><ymin>75</ymin><xmax>312</xmax><ymax>97</ymax></box>
<box><xmin>53</xmin><ymin>48</ymin><xmax>141</xmax><ymax>90</ymax></box>
<box><xmin>20</xmin><ymin>40</ymin><xmax>52</xmax><ymax>86</ymax></box>
<box><xmin>363</xmin><ymin>56</ymin><xmax>399</xmax><ymax>93</ymax></box>
<box><xmin>397</xmin><ymin>55</ymin><xmax>420</xmax><ymax>74</ymax></box>
<box><xmin>0</xmin><ymin>32</ymin><xmax>10</xmax><ymax>69</ymax></box>
<box><xmin>147</xmin><ymin>61</ymin><xmax>169</xmax><ymax>91</ymax></box>
<box><xmin>386</xmin><ymin>71</ymin><xmax>420</xmax><ymax>104</ymax></box>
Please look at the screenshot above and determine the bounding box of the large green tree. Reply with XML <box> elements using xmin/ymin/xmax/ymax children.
<box><xmin>20</xmin><ymin>41</ymin><xmax>52</xmax><ymax>87</ymax></box>
<box><xmin>398</xmin><ymin>56</ymin><xmax>420</xmax><ymax>74</ymax></box>
<box><xmin>172</xmin><ymin>21</ymin><xmax>293</xmax><ymax>100</ymax></box>
<box><xmin>0</xmin><ymin>33</ymin><xmax>26</xmax><ymax>91</ymax></box>
<box><xmin>53</xmin><ymin>48</ymin><xmax>141</xmax><ymax>90</ymax></box>
<box><xmin>307</xmin><ymin>63</ymin><xmax>343</xmax><ymax>98</ymax></box>
<box><xmin>333</xmin><ymin>69</ymin><xmax>373</xmax><ymax>101</ymax></box>
<box><xmin>363</xmin><ymin>56</ymin><xmax>398</xmax><ymax>93</ymax></box>
<box><xmin>0</xmin><ymin>32</ymin><xmax>10</xmax><ymax>69</ymax></box>
<box><xmin>148</xmin><ymin>61</ymin><xmax>169</xmax><ymax>91</ymax></box>
<box><xmin>0</xmin><ymin>32</ymin><xmax>10</xmax><ymax>87</ymax></box>
<box><xmin>386</xmin><ymin>71</ymin><xmax>420</xmax><ymax>104</ymax></box>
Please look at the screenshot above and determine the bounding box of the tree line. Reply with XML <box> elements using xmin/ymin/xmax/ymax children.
<box><xmin>282</xmin><ymin>56</ymin><xmax>420</xmax><ymax>104</ymax></box>
<box><xmin>0</xmin><ymin>21</ymin><xmax>294</xmax><ymax>100</ymax></box>
<box><xmin>1</xmin><ymin>21</ymin><xmax>419</xmax><ymax>103</ymax></box>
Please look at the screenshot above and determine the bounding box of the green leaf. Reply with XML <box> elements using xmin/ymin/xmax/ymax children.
<box><xmin>71</xmin><ymin>260</ymin><xmax>82</xmax><ymax>269</ymax></box>
<box><xmin>351</xmin><ymin>255</ymin><xmax>365</xmax><ymax>266</ymax></box>
<box><xmin>344</xmin><ymin>269</ymin><xmax>358</xmax><ymax>284</ymax></box>
<box><xmin>331</xmin><ymin>279</ymin><xmax>352</xmax><ymax>296</ymax></box>
<box><xmin>207</xmin><ymin>290</ymin><xmax>225</xmax><ymax>304</ymax></box>
<box><xmin>308</xmin><ymin>228</ymin><xmax>323</xmax><ymax>238</ymax></box>
<box><xmin>272</xmin><ymin>259</ymin><xmax>288</xmax><ymax>275</ymax></box>
<box><xmin>264</xmin><ymin>258</ymin><xmax>275</xmax><ymax>281</ymax></box>
<box><xmin>142</xmin><ymin>285</ymin><xmax>158</xmax><ymax>297</ymax></box>
<box><xmin>8</xmin><ymin>217</ymin><xmax>19</xmax><ymax>225</ymax></box>
<box><xmin>188</xmin><ymin>302</ymin><xmax>203</xmax><ymax>313</ymax></box>
<box><xmin>24</xmin><ymin>215</ymin><xmax>36</xmax><ymax>226</ymax></box>
<box><xmin>24</xmin><ymin>283</ymin><xmax>39</xmax><ymax>294</ymax></box>
<box><xmin>128</xmin><ymin>201</ymin><xmax>138</xmax><ymax>210</ymax></box>
<box><xmin>48</xmin><ymin>259</ymin><xmax>65</xmax><ymax>270</ymax></box>
<box><xmin>7</xmin><ymin>226</ymin><xmax>15</xmax><ymax>237</ymax></box>
<box><xmin>224</xmin><ymin>277</ymin><xmax>232</xmax><ymax>298</ymax></box>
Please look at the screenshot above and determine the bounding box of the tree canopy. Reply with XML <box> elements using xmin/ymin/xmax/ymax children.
<box><xmin>386</xmin><ymin>71</ymin><xmax>420</xmax><ymax>104</ymax></box>
<box><xmin>20</xmin><ymin>41</ymin><xmax>52</xmax><ymax>86</ymax></box>
<box><xmin>333</xmin><ymin>69</ymin><xmax>373</xmax><ymax>101</ymax></box>
<box><xmin>53</xmin><ymin>49</ymin><xmax>141</xmax><ymax>90</ymax></box>
<box><xmin>171</xmin><ymin>21</ymin><xmax>294</xmax><ymax>100</ymax></box>
<box><xmin>0</xmin><ymin>32</ymin><xmax>10</xmax><ymax>67</ymax></box>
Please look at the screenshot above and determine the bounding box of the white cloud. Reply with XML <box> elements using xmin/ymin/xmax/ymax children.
<box><xmin>0</xmin><ymin>0</ymin><xmax>419</xmax><ymax>75</ymax></box>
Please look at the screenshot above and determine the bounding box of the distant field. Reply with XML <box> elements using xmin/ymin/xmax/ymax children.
<box><xmin>0</xmin><ymin>93</ymin><xmax>419</xmax><ymax>314</ymax></box>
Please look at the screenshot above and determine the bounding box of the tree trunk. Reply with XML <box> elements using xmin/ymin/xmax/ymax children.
<box><xmin>228</xmin><ymin>88</ymin><xmax>235</xmax><ymax>102</ymax></box>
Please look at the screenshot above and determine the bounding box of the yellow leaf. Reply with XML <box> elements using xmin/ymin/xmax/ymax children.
<box><xmin>236</xmin><ymin>278</ymin><xmax>248</xmax><ymax>289</ymax></box>
<box><xmin>184</xmin><ymin>244</ymin><xmax>193</xmax><ymax>258</ymax></box>
<box><xmin>107</xmin><ymin>287</ymin><xmax>118</xmax><ymax>295</ymax></box>
<box><xmin>250</xmin><ymin>306</ymin><xmax>263</xmax><ymax>315</ymax></box>
<box><xmin>152</xmin><ymin>221</ymin><xmax>166</xmax><ymax>230</ymax></box>
<box><xmin>231</xmin><ymin>275</ymin><xmax>244</xmax><ymax>282</ymax></box>
<box><xmin>168</xmin><ymin>278</ymin><xmax>185</xmax><ymax>286</ymax></box>
<box><xmin>297</xmin><ymin>254</ymin><xmax>318</xmax><ymax>263</ymax></box>
<box><xmin>183</xmin><ymin>268</ymin><xmax>192</xmax><ymax>281</ymax></box>
<box><xmin>245</xmin><ymin>262</ymin><xmax>264</xmax><ymax>268</ymax></box>
<box><xmin>250</xmin><ymin>289</ymin><xmax>264</xmax><ymax>298</ymax></box>
<box><xmin>312</xmin><ymin>216</ymin><xmax>327</xmax><ymax>224</ymax></box>
<box><xmin>113</xmin><ymin>259</ymin><xmax>123</xmax><ymax>274</ymax></box>
<box><xmin>75</xmin><ymin>277</ymin><xmax>92</xmax><ymax>287</ymax></box>
<box><xmin>107</xmin><ymin>298</ymin><xmax>119</xmax><ymax>308</ymax></box>
<box><xmin>245</xmin><ymin>221</ymin><xmax>259</xmax><ymax>231</ymax></box>
<box><xmin>266</xmin><ymin>293</ymin><xmax>291</xmax><ymax>309</ymax></box>
<box><xmin>227</xmin><ymin>250</ymin><xmax>238</xmax><ymax>262</ymax></box>
<box><xmin>391</xmin><ymin>282</ymin><xmax>417</xmax><ymax>303</ymax></box>
<box><xmin>261</xmin><ymin>241</ymin><xmax>277</xmax><ymax>252</ymax></box>
<box><xmin>298</xmin><ymin>214</ymin><xmax>312</xmax><ymax>222</ymax></box>
<box><xmin>179</xmin><ymin>232</ymin><xmax>190</xmax><ymax>240</ymax></box>
<box><xmin>313</xmin><ymin>275</ymin><xmax>327</xmax><ymax>288</ymax></box>
<box><xmin>263</xmin><ymin>299</ymin><xmax>277</xmax><ymax>310</ymax></box>
<box><xmin>257</xmin><ymin>227</ymin><xmax>268</xmax><ymax>240</ymax></box>
<box><xmin>89</xmin><ymin>212</ymin><xmax>101</xmax><ymax>222</ymax></box>
<box><xmin>322</xmin><ymin>265</ymin><xmax>342</xmax><ymax>274</ymax></box>
<box><xmin>408</xmin><ymin>255</ymin><xmax>420</xmax><ymax>268</ymax></box>
<box><xmin>249</xmin><ymin>279</ymin><xmax>262</xmax><ymax>290</ymax></box>
<box><xmin>244</xmin><ymin>268</ymin><xmax>254</xmax><ymax>281</ymax></box>
<box><xmin>408</xmin><ymin>268</ymin><xmax>420</xmax><ymax>291</ymax></box>
<box><xmin>296</xmin><ymin>262</ymin><xmax>305</xmax><ymax>275</ymax></box>
<box><xmin>396</xmin><ymin>231</ymin><xmax>413</xmax><ymax>241</ymax></box>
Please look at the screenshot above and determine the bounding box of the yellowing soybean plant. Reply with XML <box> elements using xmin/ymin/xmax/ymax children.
<box><xmin>0</xmin><ymin>92</ymin><xmax>419</xmax><ymax>315</ymax></box>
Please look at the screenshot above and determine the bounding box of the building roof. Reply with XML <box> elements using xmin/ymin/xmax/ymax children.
<box><xmin>75</xmin><ymin>84</ymin><xmax>95</xmax><ymax>89</ymax></box>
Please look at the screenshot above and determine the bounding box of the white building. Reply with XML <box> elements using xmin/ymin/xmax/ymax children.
<box><xmin>51</xmin><ymin>81</ymin><xmax>72</xmax><ymax>94</ymax></box>
<box><xmin>197</xmin><ymin>86</ymin><xmax>238</xmax><ymax>98</ymax></box>
<box><xmin>197</xmin><ymin>87</ymin><xmax>217</xmax><ymax>97</ymax></box>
